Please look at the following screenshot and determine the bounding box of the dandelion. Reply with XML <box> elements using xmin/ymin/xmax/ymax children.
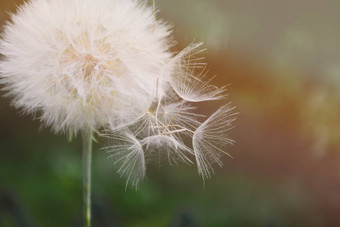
<box><xmin>0</xmin><ymin>0</ymin><xmax>236</xmax><ymax>226</ymax></box>
<box><xmin>0</xmin><ymin>0</ymin><xmax>172</xmax><ymax>134</ymax></box>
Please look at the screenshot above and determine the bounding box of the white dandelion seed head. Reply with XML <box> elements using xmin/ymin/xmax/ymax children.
<box><xmin>0</xmin><ymin>0</ymin><xmax>173</xmax><ymax>133</ymax></box>
<box><xmin>1</xmin><ymin>0</ymin><xmax>237</xmax><ymax>188</ymax></box>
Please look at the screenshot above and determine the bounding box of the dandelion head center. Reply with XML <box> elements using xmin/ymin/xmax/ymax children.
<box><xmin>61</xmin><ymin>33</ymin><xmax>120</xmax><ymax>78</ymax></box>
<box><xmin>56</xmin><ymin>32</ymin><xmax>128</xmax><ymax>104</ymax></box>
<box><xmin>83</xmin><ymin>54</ymin><xmax>98</xmax><ymax>77</ymax></box>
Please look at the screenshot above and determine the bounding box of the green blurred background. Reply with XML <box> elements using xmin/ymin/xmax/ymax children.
<box><xmin>1</xmin><ymin>0</ymin><xmax>340</xmax><ymax>226</ymax></box>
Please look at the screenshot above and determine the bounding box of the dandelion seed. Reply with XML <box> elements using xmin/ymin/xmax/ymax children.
<box><xmin>106</xmin><ymin>132</ymin><xmax>145</xmax><ymax>189</ymax></box>
<box><xmin>193</xmin><ymin>104</ymin><xmax>237</xmax><ymax>179</ymax></box>
<box><xmin>169</xmin><ymin>43</ymin><xmax>228</xmax><ymax>102</ymax></box>
<box><xmin>141</xmin><ymin>135</ymin><xmax>193</xmax><ymax>166</ymax></box>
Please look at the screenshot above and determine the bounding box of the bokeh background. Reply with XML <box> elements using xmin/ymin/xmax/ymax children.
<box><xmin>1</xmin><ymin>0</ymin><xmax>340</xmax><ymax>226</ymax></box>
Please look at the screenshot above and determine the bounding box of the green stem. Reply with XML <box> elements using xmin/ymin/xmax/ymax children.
<box><xmin>82</xmin><ymin>128</ymin><xmax>93</xmax><ymax>227</ymax></box>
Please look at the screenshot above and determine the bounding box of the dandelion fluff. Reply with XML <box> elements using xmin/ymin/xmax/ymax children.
<box><xmin>193</xmin><ymin>104</ymin><xmax>237</xmax><ymax>179</ymax></box>
<box><xmin>141</xmin><ymin>135</ymin><xmax>193</xmax><ymax>166</ymax></box>
<box><xmin>169</xmin><ymin>43</ymin><xmax>228</xmax><ymax>102</ymax></box>
<box><xmin>106</xmin><ymin>132</ymin><xmax>145</xmax><ymax>188</ymax></box>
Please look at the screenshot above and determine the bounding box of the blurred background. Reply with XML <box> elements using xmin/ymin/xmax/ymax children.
<box><xmin>1</xmin><ymin>0</ymin><xmax>340</xmax><ymax>226</ymax></box>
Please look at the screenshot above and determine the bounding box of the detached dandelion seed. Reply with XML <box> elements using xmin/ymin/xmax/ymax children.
<box><xmin>0</xmin><ymin>0</ymin><xmax>236</xmax><ymax>225</ymax></box>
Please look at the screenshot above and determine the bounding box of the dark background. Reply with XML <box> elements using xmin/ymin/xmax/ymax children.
<box><xmin>1</xmin><ymin>0</ymin><xmax>340</xmax><ymax>226</ymax></box>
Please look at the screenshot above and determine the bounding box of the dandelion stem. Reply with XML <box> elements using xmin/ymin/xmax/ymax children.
<box><xmin>82</xmin><ymin>128</ymin><xmax>93</xmax><ymax>227</ymax></box>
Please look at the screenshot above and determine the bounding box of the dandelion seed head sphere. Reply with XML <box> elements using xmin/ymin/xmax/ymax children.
<box><xmin>0</xmin><ymin>0</ymin><xmax>173</xmax><ymax>132</ymax></box>
<box><xmin>0</xmin><ymin>0</ymin><xmax>236</xmax><ymax>186</ymax></box>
